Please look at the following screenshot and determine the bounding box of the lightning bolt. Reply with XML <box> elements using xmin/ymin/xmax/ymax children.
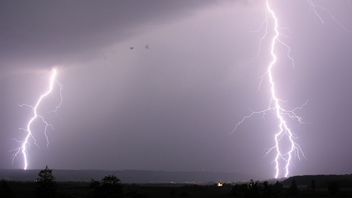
<box><xmin>234</xmin><ymin>0</ymin><xmax>350</xmax><ymax>179</ymax></box>
<box><xmin>265</xmin><ymin>0</ymin><xmax>297</xmax><ymax>179</ymax></box>
<box><xmin>13</xmin><ymin>68</ymin><xmax>62</xmax><ymax>170</ymax></box>
<box><xmin>233</xmin><ymin>0</ymin><xmax>305</xmax><ymax>179</ymax></box>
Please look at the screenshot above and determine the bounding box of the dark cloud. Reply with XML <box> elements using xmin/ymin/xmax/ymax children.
<box><xmin>0</xmin><ymin>0</ymin><xmax>352</xmax><ymax>180</ymax></box>
<box><xmin>0</xmin><ymin>0</ymin><xmax>220</xmax><ymax>70</ymax></box>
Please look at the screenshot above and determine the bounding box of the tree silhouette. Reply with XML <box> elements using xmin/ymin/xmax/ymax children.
<box><xmin>36</xmin><ymin>165</ymin><xmax>56</xmax><ymax>197</ymax></box>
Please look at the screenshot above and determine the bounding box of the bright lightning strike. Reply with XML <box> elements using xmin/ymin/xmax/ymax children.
<box><xmin>13</xmin><ymin>68</ymin><xmax>62</xmax><ymax>170</ymax></box>
<box><xmin>266</xmin><ymin>0</ymin><xmax>300</xmax><ymax>178</ymax></box>
<box><xmin>234</xmin><ymin>0</ymin><xmax>305</xmax><ymax>179</ymax></box>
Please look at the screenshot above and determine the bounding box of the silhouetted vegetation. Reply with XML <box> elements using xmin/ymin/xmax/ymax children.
<box><xmin>273</xmin><ymin>181</ymin><xmax>283</xmax><ymax>197</ymax></box>
<box><xmin>283</xmin><ymin>174</ymin><xmax>352</xmax><ymax>188</ymax></box>
<box><xmin>2</xmin><ymin>174</ymin><xmax>352</xmax><ymax>197</ymax></box>
<box><xmin>90</xmin><ymin>175</ymin><xmax>123</xmax><ymax>198</ymax></box>
<box><xmin>288</xmin><ymin>179</ymin><xmax>299</xmax><ymax>196</ymax></box>
<box><xmin>36</xmin><ymin>165</ymin><xmax>56</xmax><ymax>197</ymax></box>
<box><xmin>230</xmin><ymin>180</ymin><xmax>285</xmax><ymax>198</ymax></box>
<box><xmin>228</xmin><ymin>178</ymin><xmax>352</xmax><ymax>198</ymax></box>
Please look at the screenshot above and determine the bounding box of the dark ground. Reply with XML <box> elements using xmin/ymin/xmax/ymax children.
<box><xmin>1</xmin><ymin>181</ymin><xmax>352</xmax><ymax>198</ymax></box>
<box><xmin>2</xmin><ymin>173</ymin><xmax>352</xmax><ymax>197</ymax></box>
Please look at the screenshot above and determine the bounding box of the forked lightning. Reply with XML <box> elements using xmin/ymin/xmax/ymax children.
<box><xmin>234</xmin><ymin>0</ymin><xmax>305</xmax><ymax>178</ymax></box>
<box><xmin>14</xmin><ymin>68</ymin><xmax>62</xmax><ymax>170</ymax></box>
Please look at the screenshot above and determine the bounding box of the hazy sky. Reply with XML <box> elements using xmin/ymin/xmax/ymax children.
<box><xmin>0</xmin><ymin>0</ymin><xmax>352</xmax><ymax>180</ymax></box>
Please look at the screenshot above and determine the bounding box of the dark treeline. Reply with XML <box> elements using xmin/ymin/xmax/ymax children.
<box><xmin>284</xmin><ymin>175</ymin><xmax>352</xmax><ymax>188</ymax></box>
<box><xmin>1</xmin><ymin>166</ymin><xmax>352</xmax><ymax>198</ymax></box>
<box><xmin>0</xmin><ymin>166</ymin><xmax>123</xmax><ymax>198</ymax></box>
<box><xmin>230</xmin><ymin>178</ymin><xmax>352</xmax><ymax>198</ymax></box>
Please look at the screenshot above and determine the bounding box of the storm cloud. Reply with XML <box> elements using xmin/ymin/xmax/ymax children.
<box><xmin>0</xmin><ymin>0</ymin><xmax>352</xmax><ymax>180</ymax></box>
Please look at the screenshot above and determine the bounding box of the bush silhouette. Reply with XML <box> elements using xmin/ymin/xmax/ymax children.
<box><xmin>90</xmin><ymin>175</ymin><xmax>123</xmax><ymax>198</ymax></box>
<box><xmin>230</xmin><ymin>179</ymin><xmax>262</xmax><ymax>198</ymax></box>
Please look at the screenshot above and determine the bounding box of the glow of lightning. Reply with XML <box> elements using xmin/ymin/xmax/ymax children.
<box><xmin>307</xmin><ymin>0</ymin><xmax>351</xmax><ymax>32</ymax></box>
<box><xmin>13</xmin><ymin>68</ymin><xmax>62</xmax><ymax>170</ymax></box>
<box><xmin>234</xmin><ymin>0</ymin><xmax>305</xmax><ymax>179</ymax></box>
<box><xmin>307</xmin><ymin>0</ymin><xmax>325</xmax><ymax>24</ymax></box>
<box><xmin>266</xmin><ymin>0</ymin><xmax>296</xmax><ymax>178</ymax></box>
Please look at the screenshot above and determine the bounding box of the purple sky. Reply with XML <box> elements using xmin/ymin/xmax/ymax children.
<box><xmin>0</xmin><ymin>0</ymin><xmax>352</xmax><ymax>180</ymax></box>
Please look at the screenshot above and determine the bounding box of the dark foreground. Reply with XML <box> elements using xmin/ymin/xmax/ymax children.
<box><xmin>2</xmin><ymin>168</ymin><xmax>352</xmax><ymax>198</ymax></box>
<box><xmin>2</xmin><ymin>181</ymin><xmax>352</xmax><ymax>198</ymax></box>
